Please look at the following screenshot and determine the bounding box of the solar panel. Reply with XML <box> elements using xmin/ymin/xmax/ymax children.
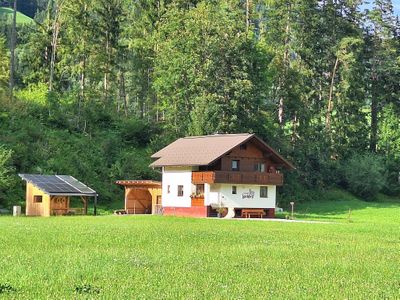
<box><xmin>40</xmin><ymin>182</ymin><xmax>78</xmax><ymax>193</ymax></box>
<box><xmin>19</xmin><ymin>174</ymin><xmax>96</xmax><ymax>195</ymax></box>
<box><xmin>56</xmin><ymin>175</ymin><xmax>96</xmax><ymax>194</ymax></box>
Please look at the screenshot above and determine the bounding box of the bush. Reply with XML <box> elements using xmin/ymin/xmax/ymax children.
<box><xmin>118</xmin><ymin>118</ymin><xmax>157</xmax><ymax>147</ymax></box>
<box><xmin>0</xmin><ymin>146</ymin><xmax>16</xmax><ymax>207</ymax></box>
<box><xmin>342</xmin><ymin>153</ymin><xmax>387</xmax><ymax>200</ymax></box>
<box><xmin>0</xmin><ymin>146</ymin><xmax>13</xmax><ymax>189</ymax></box>
<box><xmin>382</xmin><ymin>157</ymin><xmax>400</xmax><ymax>196</ymax></box>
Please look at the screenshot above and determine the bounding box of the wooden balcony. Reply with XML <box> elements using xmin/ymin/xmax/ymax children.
<box><xmin>192</xmin><ymin>171</ymin><xmax>283</xmax><ymax>186</ymax></box>
<box><xmin>191</xmin><ymin>196</ymin><xmax>204</xmax><ymax>206</ymax></box>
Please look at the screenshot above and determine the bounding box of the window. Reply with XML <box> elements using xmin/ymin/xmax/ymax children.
<box><xmin>196</xmin><ymin>184</ymin><xmax>204</xmax><ymax>195</ymax></box>
<box><xmin>254</xmin><ymin>163</ymin><xmax>266</xmax><ymax>172</ymax></box>
<box><xmin>33</xmin><ymin>195</ymin><xmax>42</xmax><ymax>203</ymax></box>
<box><xmin>240</xmin><ymin>144</ymin><xmax>247</xmax><ymax>150</ymax></box>
<box><xmin>232</xmin><ymin>186</ymin><xmax>237</xmax><ymax>194</ymax></box>
<box><xmin>167</xmin><ymin>185</ymin><xmax>171</xmax><ymax>194</ymax></box>
<box><xmin>231</xmin><ymin>160</ymin><xmax>240</xmax><ymax>171</ymax></box>
<box><xmin>260</xmin><ymin>186</ymin><xmax>268</xmax><ymax>198</ymax></box>
<box><xmin>177</xmin><ymin>185</ymin><xmax>184</xmax><ymax>197</ymax></box>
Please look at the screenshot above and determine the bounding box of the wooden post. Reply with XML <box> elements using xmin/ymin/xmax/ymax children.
<box><xmin>124</xmin><ymin>188</ymin><xmax>129</xmax><ymax>212</ymax></box>
<box><xmin>81</xmin><ymin>196</ymin><xmax>88</xmax><ymax>215</ymax></box>
<box><xmin>290</xmin><ymin>202</ymin><xmax>294</xmax><ymax>220</ymax></box>
<box><xmin>94</xmin><ymin>195</ymin><xmax>97</xmax><ymax>216</ymax></box>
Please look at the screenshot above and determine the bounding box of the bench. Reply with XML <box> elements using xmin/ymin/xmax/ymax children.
<box><xmin>241</xmin><ymin>209</ymin><xmax>265</xmax><ymax>218</ymax></box>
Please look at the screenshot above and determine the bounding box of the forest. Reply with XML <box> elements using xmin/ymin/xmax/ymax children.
<box><xmin>0</xmin><ymin>0</ymin><xmax>399</xmax><ymax>208</ymax></box>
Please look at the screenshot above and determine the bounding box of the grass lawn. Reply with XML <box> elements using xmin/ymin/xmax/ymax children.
<box><xmin>0</xmin><ymin>7</ymin><xmax>33</xmax><ymax>24</ymax></box>
<box><xmin>0</xmin><ymin>198</ymin><xmax>399</xmax><ymax>299</ymax></box>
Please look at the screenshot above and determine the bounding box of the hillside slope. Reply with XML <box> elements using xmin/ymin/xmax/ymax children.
<box><xmin>0</xmin><ymin>7</ymin><xmax>33</xmax><ymax>24</ymax></box>
<box><xmin>0</xmin><ymin>97</ymin><xmax>161</xmax><ymax>208</ymax></box>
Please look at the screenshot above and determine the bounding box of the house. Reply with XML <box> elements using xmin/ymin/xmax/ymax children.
<box><xmin>150</xmin><ymin>133</ymin><xmax>294</xmax><ymax>218</ymax></box>
<box><xmin>115</xmin><ymin>180</ymin><xmax>162</xmax><ymax>214</ymax></box>
<box><xmin>19</xmin><ymin>174</ymin><xmax>98</xmax><ymax>216</ymax></box>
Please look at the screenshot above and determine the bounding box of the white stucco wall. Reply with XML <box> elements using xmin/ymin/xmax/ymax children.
<box><xmin>206</xmin><ymin>184</ymin><xmax>276</xmax><ymax>209</ymax></box>
<box><xmin>162</xmin><ymin>167</ymin><xmax>193</xmax><ymax>207</ymax></box>
<box><xmin>161</xmin><ymin>167</ymin><xmax>276</xmax><ymax>209</ymax></box>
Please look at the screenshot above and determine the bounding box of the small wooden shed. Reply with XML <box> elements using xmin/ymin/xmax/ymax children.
<box><xmin>116</xmin><ymin>180</ymin><xmax>162</xmax><ymax>214</ymax></box>
<box><xmin>19</xmin><ymin>174</ymin><xmax>98</xmax><ymax>216</ymax></box>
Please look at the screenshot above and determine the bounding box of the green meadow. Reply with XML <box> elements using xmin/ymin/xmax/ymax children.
<box><xmin>0</xmin><ymin>7</ymin><xmax>33</xmax><ymax>25</ymax></box>
<box><xmin>0</xmin><ymin>198</ymin><xmax>399</xmax><ymax>299</ymax></box>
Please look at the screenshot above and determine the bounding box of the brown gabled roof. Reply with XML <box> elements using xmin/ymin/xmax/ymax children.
<box><xmin>150</xmin><ymin>133</ymin><xmax>295</xmax><ymax>169</ymax></box>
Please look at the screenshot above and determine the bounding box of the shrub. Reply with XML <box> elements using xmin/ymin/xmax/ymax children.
<box><xmin>342</xmin><ymin>153</ymin><xmax>387</xmax><ymax>200</ymax></box>
<box><xmin>0</xmin><ymin>146</ymin><xmax>16</xmax><ymax>208</ymax></box>
<box><xmin>118</xmin><ymin>118</ymin><xmax>154</xmax><ymax>146</ymax></box>
<box><xmin>382</xmin><ymin>157</ymin><xmax>400</xmax><ymax>196</ymax></box>
<box><xmin>0</xmin><ymin>146</ymin><xmax>13</xmax><ymax>189</ymax></box>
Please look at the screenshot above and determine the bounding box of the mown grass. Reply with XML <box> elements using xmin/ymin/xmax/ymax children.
<box><xmin>0</xmin><ymin>7</ymin><xmax>33</xmax><ymax>24</ymax></box>
<box><xmin>0</xmin><ymin>198</ymin><xmax>399</xmax><ymax>299</ymax></box>
<box><xmin>280</xmin><ymin>189</ymin><xmax>400</xmax><ymax>224</ymax></box>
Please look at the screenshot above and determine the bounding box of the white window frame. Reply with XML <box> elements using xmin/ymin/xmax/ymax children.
<box><xmin>177</xmin><ymin>185</ymin><xmax>184</xmax><ymax>197</ymax></box>
<box><xmin>260</xmin><ymin>186</ymin><xmax>268</xmax><ymax>198</ymax></box>
<box><xmin>231</xmin><ymin>160</ymin><xmax>240</xmax><ymax>171</ymax></box>
<box><xmin>232</xmin><ymin>186</ymin><xmax>237</xmax><ymax>194</ymax></box>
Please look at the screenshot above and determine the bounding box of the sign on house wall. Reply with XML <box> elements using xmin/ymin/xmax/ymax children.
<box><xmin>242</xmin><ymin>189</ymin><xmax>255</xmax><ymax>199</ymax></box>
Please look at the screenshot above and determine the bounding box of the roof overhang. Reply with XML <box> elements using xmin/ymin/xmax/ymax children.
<box><xmin>150</xmin><ymin>134</ymin><xmax>295</xmax><ymax>170</ymax></box>
<box><xmin>251</xmin><ymin>136</ymin><xmax>296</xmax><ymax>170</ymax></box>
<box><xmin>116</xmin><ymin>180</ymin><xmax>161</xmax><ymax>188</ymax></box>
<box><xmin>47</xmin><ymin>193</ymin><xmax>97</xmax><ymax>197</ymax></box>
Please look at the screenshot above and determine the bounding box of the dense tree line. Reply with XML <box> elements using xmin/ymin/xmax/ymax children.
<box><xmin>0</xmin><ymin>0</ymin><xmax>399</xmax><ymax>207</ymax></box>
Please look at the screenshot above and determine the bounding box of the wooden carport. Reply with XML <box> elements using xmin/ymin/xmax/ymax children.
<box><xmin>116</xmin><ymin>180</ymin><xmax>162</xmax><ymax>215</ymax></box>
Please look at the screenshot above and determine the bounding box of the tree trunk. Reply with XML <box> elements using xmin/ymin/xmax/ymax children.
<box><xmin>245</xmin><ymin>0</ymin><xmax>250</xmax><ymax>34</ymax></box>
<box><xmin>104</xmin><ymin>30</ymin><xmax>110</xmax><ymax>103</ymax></box>
<box><xmin>370</xmin><ymin>86</ymin><xmax>378</xmax><ymax>152</ymax></box>
<box><xmin>291</xmin><ymin>112</ymin><xmax>298</xmax><ymax>143</ymax></box>
<box><xmin>119</xmin><ymin>70</ymin><xmax>128</xmax><ymax>117</ymax></box>
<box><xmin>77</xmin><ymin>56</ymin><xmax>86</xmax><ymax>129</ymax></box>
<box><xmin>326</xmin><ymin>57</ymin><xmax>339</xmax><ymax>130</ymax></box>
<box><xmin>9</xmin><ymin>0</ymin><xmax>17</xmax><ymax>100</ymax></box>
<box><xmin>278</xmin><ymin>96</ymin><xmax>284</xmax><ymax>125</ymax></box>
<box><xmin>49</xmin><ymin>2</ymin><xmax>63</xmax><ymax>92</ymax></box>
<box><xmin>278</xmin><ymin>2</ymin><xmax>291</xmax><ymax>127</ymax></box>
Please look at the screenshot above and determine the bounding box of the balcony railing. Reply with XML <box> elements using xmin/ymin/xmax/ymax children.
<box><xmin>191</xmin><ymin>196</ymin><xmax>204</xmax><ymax>207</ymax></box>
<box><xmin>192</xmin><ymin>171</ymin><xmax>283</xmax><ymax>186</ymax></box>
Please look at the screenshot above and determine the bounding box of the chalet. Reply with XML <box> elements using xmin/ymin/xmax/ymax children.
<box><xmin>150</xmin><ymin>133</ymin><xmax>294</xmax><ymax>218</ymax></box>
<box><xmin>19</xmin><ymin>174</ymin><xmax>98</xmax><ymax>216</ymax></box>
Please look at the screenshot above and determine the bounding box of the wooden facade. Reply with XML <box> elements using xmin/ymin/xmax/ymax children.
<box><xmin>191</xmin><ymin>196</ymin><xmax>205</xmax><ymax>207</ymax></box>
<box><xmin>192</xmin><ymin>171</ymin><xmax>283</xmax><ymax>185</ymax></box>
<box><xmin>25</xmin><ymin>182</ymin><xmax>90</xmax><ymax>216</ymax></box>
<box><xmin>26</xmin><ymin>183</ymin><xmax>51</xmax><ymax>216</ymax></box>
<box><xmin>194</xmin><ymin>140</ymin><xmax>284</xmax><ymax>185</ymax></box>
<box><xmin>198</xmin><ymin>140</ymin><xmax>281</xmax><ymax>170</ymax></box>
<box><xmin>116</xmin><ymin>180</ymin><xmax>162</xmax><ymax>214</ymax></box>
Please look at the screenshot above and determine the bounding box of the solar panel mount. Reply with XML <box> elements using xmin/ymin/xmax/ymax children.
<box><xmin>19</xmin><ymin>174</ymin><xmax>97</xmax><ymax>196</ymax></box>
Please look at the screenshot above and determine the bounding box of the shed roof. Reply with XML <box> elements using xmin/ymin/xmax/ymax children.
<box><xmin>150</xmin><ymin>133</ymin><xmax>294</xmax><ymax>169</ymax></box>
<box><xmin>116</xmin><ymin>180</ymin><xmax>161</xmax><ymax>188</ymax></box>
<box><xmin>19</xmin><ymin>174</ymin><xmax>97</xmax><ymax>196</ymax></box>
